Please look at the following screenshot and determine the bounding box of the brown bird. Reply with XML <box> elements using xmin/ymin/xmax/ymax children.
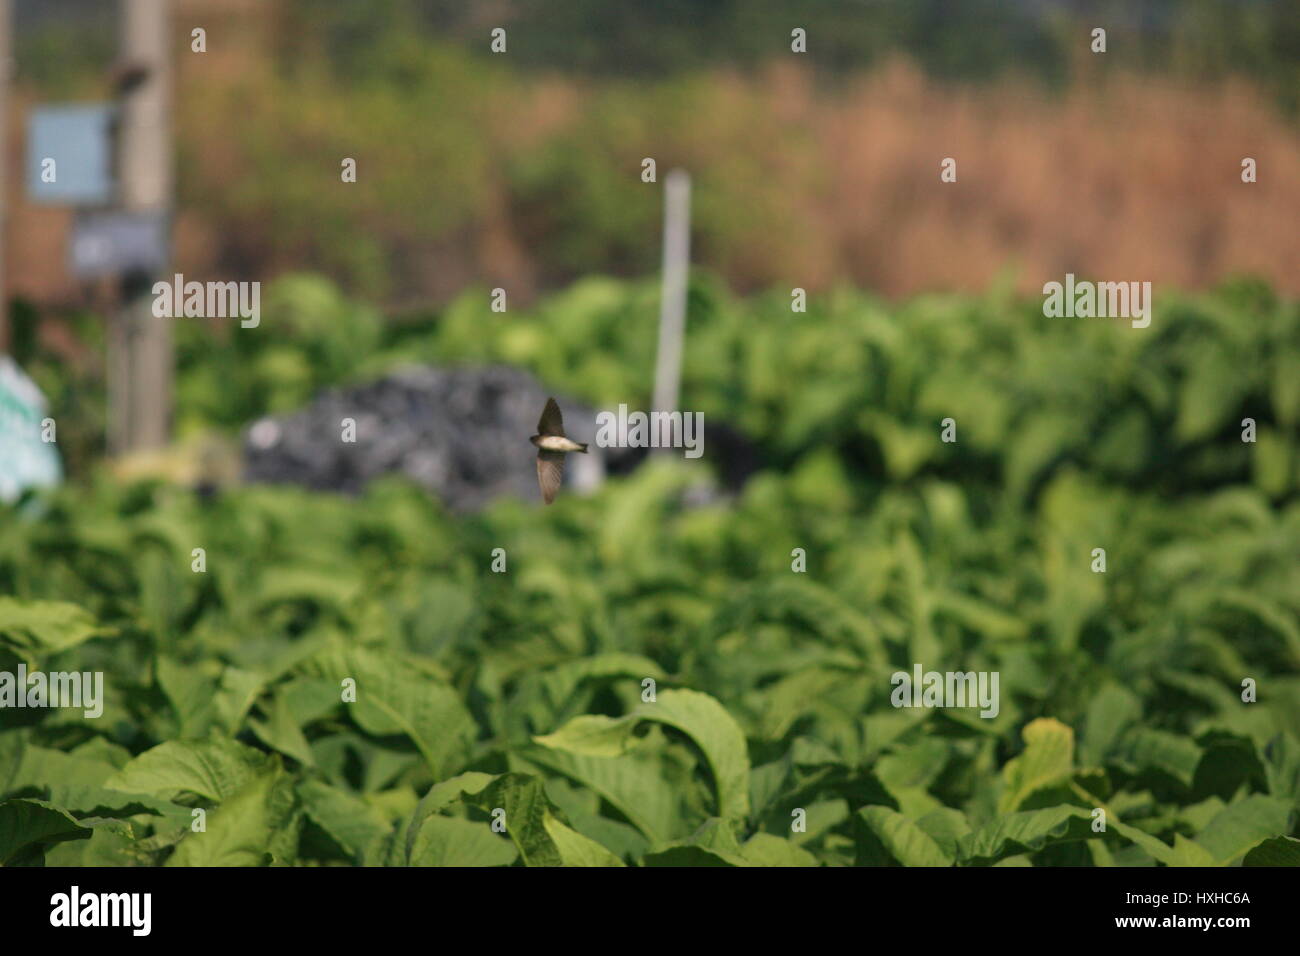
<box><xmin>530</xmin><ymin>397</ymin><xmax>588</xmax><ymax>504</ymax></box>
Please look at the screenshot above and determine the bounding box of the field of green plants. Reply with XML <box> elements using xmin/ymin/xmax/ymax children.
<box><xmin>2</xmin><ymin>275</ymin><xmax>1298</xmax><ymax>865</ymax></box>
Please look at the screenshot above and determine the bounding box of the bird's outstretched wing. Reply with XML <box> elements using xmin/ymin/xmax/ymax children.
<box><xmin>536</xmin><ymin>450</ymin><xmax>564</xmax><ymax>504</ymax></box>
<box><xmin>537</xmin><ymin>397</ymin><xmax>565</xmax><ymax>437</ymax></box>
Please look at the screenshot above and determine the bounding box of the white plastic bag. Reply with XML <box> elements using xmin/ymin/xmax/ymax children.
<box><xmin>0</xmin><ymin>356</ymin><xmax>63</xmax><ymax>503</ymax></box>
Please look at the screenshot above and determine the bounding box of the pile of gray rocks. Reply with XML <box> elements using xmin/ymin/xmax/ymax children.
<box><xmin>242</xmin><ymin>365</ymin><xmax>640</xmax><ymax>511</ymax></box>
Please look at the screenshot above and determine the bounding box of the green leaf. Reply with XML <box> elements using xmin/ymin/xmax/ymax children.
<box><xmin>1114</xmin><ymin>728</ymin><xmax>1202</xmax><ymax>787</ymax></box>
<box><xmin>1192</xmin><ymin>795</ymin><xmax>1292</xmax><ymax>865</ymax></box>
<box><xmin>913</xmin><ymin>808</ymin><xmax>972</xmax><ymax>860</ymax></box>
<box><xmin>957</xmin><ymin>805</ymin><xmax>1094</xmax><ymax>865</ymax></box>
<box><xmin>642</xmin><ymin>845</ymin><xmax>740</xmax><ymax>866</ymax></box>
<box><xmin>10</xmin><ymin>744</ymin><xmax>119</xmax><ymax>790</ymax></box>
<box><xmin>523</xmin><ymin>745</ymin><xmax>684</xmax><ymax>844</ymax></box>
<box><xmin>740</xmin><ymin>832</ymin><xmax>820</xmax><ymax>866</ymax></box>
<box><xmin>876</xmin><ymin>738</ymin><xmax>950</xmax><ymax>800</ymax></box>
<box><xmin>408</xmin><ymin>815</ymin><xmax>518</xmax><ymax>867</ymax></box>
<box><xmin>1175</xmin><ymin>349</ymin><xmax>1245</xmax><ymax>442</ymax></box>
<box><xmin>642</xmin><ymin>818</ymin><xmax>751</xmax><ymax>866</ymax></box>
<box><xmin>402</xmin><ymin>772</ymin><xmax>498</xmax><ymax>863</ymax></box>
<box><xmin>0</xmin><ymin>799</ymin><xmax>92</xmax><ymax>865</ymax></box>
<box><xmin>299</xmin><ymin>780</ymin><xmax>390</xmax><ymax>862</ymax></box>
<box><xmin>1243</xmin><ymin>836</ymin><xmax>1300</xmax><ymax>866</ymax></box>
<box><xmin>535</xmin><ymin>653</ymin><xmax>668</xmax><ymax>712</ymax></box>
<box><xmin>1263</xmin><ymin>733</ymin><xmax>1300</xmax><ymax>809</ymax></box>
<box><xmin>46</xmin><ymin>817</ymin><xmax>143</xmax><ymax>867</ymax></box>
<box><xmin>1168</xmin><ymin>834</ymin><xmax>1218</xmax><ymax>867</ymax></box>
<box><xmin>859</xmin><ymin>805</ymin><xmax>953</xmax><ymax>866</ymax></box>
<box><xmin>304</xmin><ymin>644</ymin><xmax>474</xmax><ymax>778</ymax></box>
<box><xmin>0</xmin><ymin>599</ymin><xmax>110</xmax><ymax>661</ymax></box>
<box><xmin>155</xmin><ymin>657</ymin><xmax>218</xmax><ymax>738</ymax></box>
<box><xmin>105</xmin><ymin>737</ymin><xmax>274</xmax><ymax>803</ymax></box>
<box><xmin>542</xmin><ymin>815</ymin><xmax>624</xmax><ymax>867</ymax></box>
<box><xmin>458</xmin><ymin>773</ymin><xmax>621</xmax><ymax>867</ymax></box>
<box><xmin>45</xmin><ymin>785</ymin><xmax>181</xmax><ymax>821</ymax></box>
<box><xmin>0</xmin><ymin>732</ymin><xmax>24</xmax><ymax>796</ymax></box>
<box><xmin>533</xmin><ymin>715</ymin><xmax>638</xmax><ymax>757</ymax></box>
<box><xmin>249</xmin><ymin>689</ymin><xmax>316</xmax><ymax>767</ymax></box>
<box><xmin>535</xmin><ymin>689</ymin><xmax>750</xmax><ymax>820</ymax></box>
<box><xmin>999</xmin><ymin>718</ymin><xmax>1074</xmax><ymax>813</ymax></box>
<box><xmin>213</xmin><ymin>667</ymin><xmax>266</xmax><ymax>736</ymax></box>
<box><xmin>167</xmin><ymin>763</ymin><xmax>299</xmax><ymax>866</ymax></box>
<box><xmin>1081</xmin><ymin>683</ymin><xmax>1142</xmax><ymax>767</ymax></box>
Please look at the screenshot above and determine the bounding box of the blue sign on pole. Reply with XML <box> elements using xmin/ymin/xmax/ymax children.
<box><xmin>26</xmin><ymin>104</ymin><xmax>117</xmax><ymax>205</ymax></box>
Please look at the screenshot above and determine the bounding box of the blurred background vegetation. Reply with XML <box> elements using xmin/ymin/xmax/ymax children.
<box><xmin>2</xmin><ymin>1</ymin><xmax>1297</xmax><ymax>868</ymax></box>
<box><xmin>9</xmin><ymin>0</ymin><xmax>1300</xmax><ymax>312</ymax></box>
<box><xmin>3</xmin><ymin>0</ymin><xmax>1297</xmax><ymax>477</ymax></box>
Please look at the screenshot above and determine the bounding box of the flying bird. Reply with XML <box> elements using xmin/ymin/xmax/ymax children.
<box><xmin>530</xmin><ymin>397</ymin><xmax>588</xmax><ymax>504</ymax></box>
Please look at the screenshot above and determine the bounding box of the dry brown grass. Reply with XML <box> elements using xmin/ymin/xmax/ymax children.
<box><xmin>8</xmin><ymin>52</ymin><xmax>1298</xmax><ymax>307</ymax></box>
<box><xmin>675</xmin><ymin>58</ymin><xmax>1300</xmax><ymax>297</ymax></box>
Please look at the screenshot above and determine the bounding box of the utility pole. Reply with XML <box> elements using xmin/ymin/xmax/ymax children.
<box><xmin>652</xmin><ymin>169</ymin><xmax>690</xmax><ymax>453</ymax></box>
<box><xmin>0</xmin><ymin>0</ymin><xmax>11</xmax><ymax>354</ymax></box>
<box><xmin>110</xmin><ymin>0</ymin><xmax>172</xmax><ymax>453</ymax></box>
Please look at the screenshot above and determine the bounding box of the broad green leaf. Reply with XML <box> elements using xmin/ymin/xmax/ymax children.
<box><xmin>688</xmin><ymin>817</ymin><xmax>746</xmax><ymax>856</ymax></box>
<box><xmin>105</xmin><ymin>738</ymin><xmax>274</xmax><ymax>803</ymax></box>
<box><xmin>641</xmin><ymin>818</ymin><xmax>750</xmax><ymax>866</ymax></box>
<box><xmin>403</xmin><ymin>771</ymin><xmax>498</xmax><ymax>862</ymax></box>
<box><xmin>279</xmin><ymin>677</ymin><xmax>344</xmax><ymax>727</ymax></box>
<box><xmin>542</xmin><ymin>815</ymin><xmax>624</xmax><ymax>867</ymax></box>
<box><xmin>1192</xmin><ymin>795</ymin><xmax>1292</xmax><ymax>865</ymax></box>
<box><xmin>0</xmin><ymin>732</ymin><xmax>24</xmax><ymax>795</ymax></box>
<box><xmin>535</xmin><ymin>653</ymin><xmax>668</xmax><ymax>711</ymax></box>
<box><xmin>740</xmin><ymin>832</ymin><xmax>820</xmax><ymax>866</ymax></box>
<box><xmin>1168</xmin><ymin>834</ymin><xmax>1218</xmax><ymax>867</ymax></box>
<box><xmin>155</xmin><ymin>657</ymin><xmax>218</xmax><ymax>738</ymax></box>
<box><xmin>933</xmin><ymin>590</ymin><xmax>1029</xmax><ymax>642</ymax></box>
<box><xmin>523</xmin><ymin>746</ymin><xmax>683</xmax><ymax>843</ymax></box>
<box><xmin>303</xmin><ymin>644</ymin><xmax>474</xmax><ymax>778</ymax></box>
<box><xmin>957</xmin><ymin>805</ymin><xmax>1094</xmax><ymax>865</ymax></box>
<box><xmin>249</xmin><ymin>689</ymin><xmax>316</xmax><ymax>766</ymax></box>
<box><xmin>642</xmin><ymin>845</ymin><xmax>741</xmax><ymax>866</ymax></box>
<box><xmin>1263</xmin><ymin>733</ymin><xmax>1300</xmax><ymax>809</ymax></box>
<box><xmin>999</xmin><ymin>718</ymin><xmax>1074</xmax><ymax>813</ymax></box>
<box><xmin>1243</xmin><ymin>836</ymin><xmax>1300</xmax><ymax>866</ymax></box>
<box><xmin>876</xmin><ymin>737</ymin><xmax>950</xmax><ymax>800</ymax></box>
<box><xmin>0</xmin><ymin>599</ymin><xmax>110</xmax><ymax>661</ymax></box>
<box><xmin>1081</xmin><ymin>683</ymin><xmax>1142</xmax><ymax>767</ymax></box>
<box><xmin>0</xmin><ymin>799</ymin><xmax>92</xmax><ymax>865</ymax></box>
<box><xmin>1175</xmin><ymin>350</ymin><xmax>1244</xmax><ymax>442</ymax></box>
<box><xmin>213</xmin><ymin>667</ymin><xmax>266</xmax><ymax>735</ymax></box>
<box><xmin>535</xmin><ymin>689</ymin><xmax>750</xmax><ymax>820</ymax></box>
<box><xmin>408</xmin><ymin>815</ymin><xmax>518</xmax><ymax>867</ymax></box>
<box><xmin>11</xmin><ymin>744</ymin><xmax>119</xmax><ymax>790</ymax></box>
<box><xmin>757</xmin><ymin>667</ymin><xmax>857</xmax><ymax>741</ymax></box>
<box><xmin>45</xmin><ymin>785</ymin><xmax>181</xmax><ymax>821</ymax></box>
<box><xmin>914</xmin><ymin>807</ymin><xmax>972</xmax><ymax>859</ymax></box>
<box><xmin>533</xmin><ymin>715</ymin><xmax>638</xmax><ymax>757</ymax></box>
<box><xmin>167</xmin><ymin>764</ymin><xmax>299</xmax><ymax>866</ymax></box>
<box><xmin>1114</xmin><ymin>727</ymin><xmax>1202</xmax><ymax>787</ymax></box>
<box><xmin>299</xmin><ymin>780</ymin><xmax>390</xmax><ymax>862</ymax></box>
<box><xmin>859</xmin><ymin>805</ymin><xmax>953</xmax><ymax>866</ymax></box>
<box><xmin>458</xmin><ymin>773</ymin><xmax>614</xmax><ymax>867</ymax></box>
<box><xmin>1107</xmin><ymin>819</ymin><xmax>1180</xmax><ymax>865</ymax></box>
<box><xmin>45</xmin><ymin>817</ymin><xmax>142</xmax><ymax>867</ymax></box>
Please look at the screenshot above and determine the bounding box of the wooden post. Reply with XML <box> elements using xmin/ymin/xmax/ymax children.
<box><xmin>652</xmin><ymin>169</ymin><xmax>690</xmax><ymax>452</ymax></box>
<box><xmin>0</xmin><ymin>0</ymin><xmax>10</xmax><ymax>354</ymax></box>
<box><xmin>111</xmin><ymin>0</ymin><xmax>173</xmax><ymax>454</ymax></box>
